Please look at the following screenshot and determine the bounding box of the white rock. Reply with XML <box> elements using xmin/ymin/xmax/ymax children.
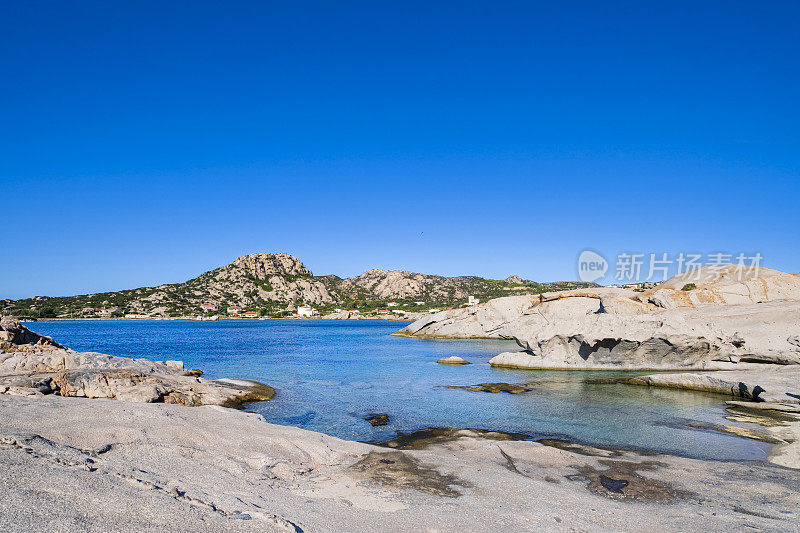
<box><xmin>436</xmin><ymin>356</ymin><xmax>471</xmax><ymax>365</ymax></box>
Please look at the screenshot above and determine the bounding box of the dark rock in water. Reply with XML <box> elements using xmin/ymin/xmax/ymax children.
<box><xmin>373</xmin><ymin>427</ymin><xmax>530</xmax><ymax>449</ymax></box>
<box><xmin>446</xmin><ymin>382</ymin><xmax>533</xmax><ymax>394</ymax></box>
<box><xmin>365</xmin><ymin>414</ymin><xmax>390</xmax><ymax>427</ymax></box>
<box><xmin>600</xmin><ymin>475</ymin><xmax>629</xmax><ymax>493</ymax></box>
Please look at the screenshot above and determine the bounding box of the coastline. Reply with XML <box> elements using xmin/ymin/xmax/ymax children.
<box><xmin>3</xmin><ymin>318</ymin><xmax>799</xmax><ymax>531</ymax></box>
<box><xmin>32</xmin><ymin>316</ymin><xmax>413</xmax><ymax>322</ymax></box>
<box><xmin>2</xmin><ymin>393</ymin><xmax>799</xmax><ymax>532</ymax></box>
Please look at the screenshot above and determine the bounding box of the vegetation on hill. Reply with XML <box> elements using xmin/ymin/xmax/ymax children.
<box><xmin>1</xmin><ymin>254</ymin><xmax>597</xmax><ymax>319</ymax></box>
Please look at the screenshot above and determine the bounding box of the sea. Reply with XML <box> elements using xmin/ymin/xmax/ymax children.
<box><xmin>31</xmin><ymin>318</ymin><xmax>772</xmax><ymax>462</ymax></box>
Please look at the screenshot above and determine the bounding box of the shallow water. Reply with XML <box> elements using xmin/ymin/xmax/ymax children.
<box><xmin>32</xmin><ymin>319</ymin><xmax>772</xmax><ymax>462</ymax></box>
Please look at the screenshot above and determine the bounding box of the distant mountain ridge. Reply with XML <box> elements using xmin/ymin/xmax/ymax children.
<box><xmin>2</xmin><ymin>253</ymin><xmax>597</xmax><ymax>318</ymax></box>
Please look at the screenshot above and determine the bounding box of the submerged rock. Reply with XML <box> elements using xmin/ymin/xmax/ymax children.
<box><xmin>446</xmin><ymin>382</ymin><xmax>532</xmax><ymax>394</ymax></box>
<box><xmin>436</xmin><ymin>356</ymin><xmax>471</xmax><ymax>365</ymax></box>
<box><xmin>365</xmin><ymin>413</ymin><xmax>390</xmax><ymax>426</ymax></box>
<box><xmin>374</xmin><ymin>427</ymin><xmax>529</xmax><ymax>449</ymax></box>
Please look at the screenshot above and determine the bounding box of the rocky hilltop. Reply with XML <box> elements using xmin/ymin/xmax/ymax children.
<box><xmin>2</xmin><ymin>253</ymin><xmax>595</xmax><ymax>318</ymax></box>
<box><xmin>179</xmin><ymin>253</ymin><xmax>336</xmax><ymax>313</ymax></box>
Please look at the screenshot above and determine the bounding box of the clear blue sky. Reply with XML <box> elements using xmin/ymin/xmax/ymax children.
<box><xmin>2</xmin><ymin>1</ymin><xmax>798</xmax><ymax>299</ymax></box>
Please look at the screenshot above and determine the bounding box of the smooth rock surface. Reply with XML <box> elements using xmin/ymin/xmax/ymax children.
<box><xmin>436</xmin><ymin>356</ymin><xmax>471</xmax><ymax>365</ymax></box>
<box><xmin>494</xmin><ymin>301</ymin><xmax>800</xmax><ymax>370</ymax></box>
<box><xmin>399</xmin><ymin>266</ymin><xmax>800</xmax><ymax>371</ymax></box>
<box><xmin>622</xmin><ymin>366</ymin><xmax>800</xmax><ymax>468</ymax></box>
<box><xmin>2</xmin><ymin>394</ymin><xmax>799</xmax><ymax>531</ymax></box>
<box><xmin>639</xmin><ymin>265</ymin><xmax>800</xmax><ymax>308</ymax></box>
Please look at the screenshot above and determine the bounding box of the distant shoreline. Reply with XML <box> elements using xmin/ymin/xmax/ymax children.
<box><xmin>29</xmin><ymin>316</ymin><xmax>412</xmax><ymax>322</ymax></box>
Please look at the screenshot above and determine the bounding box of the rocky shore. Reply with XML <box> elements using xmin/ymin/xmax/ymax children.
<box><xmin>621</xmin><ymin>366</ymin><xmax>800</xmax><ymax>468</ymax></box>
<box><xmin>3</xmin><ymin>310</ymin><xmax>800</xmax><ymax>531</ymax></box>
<box><xmin>396</xmin><ymin>266</ymin><xmax>800</xmax><ymax>371</ymax></box>
<box><xmin>392</xmin><ymin>265</ymin><xmax>800</xmax><ymax>473</ymax></box>
<box><xmin>3</xmin><ymin>394</ymin><xmax>800</xmax><ymax>532</ymax></box>
<box><xmin>0</xmin><ymin>318</ymin><xmax>274</xmax><ymax>407</ymax></box>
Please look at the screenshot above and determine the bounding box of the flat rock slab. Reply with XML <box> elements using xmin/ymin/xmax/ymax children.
<box><xmin>2</xmin><ymin>395</ymin><xmax>800</xmax><ymax>532</ymax></box>
<box><xmin>726</xmin><ymin>400</ymin><xmax>800</xmax><ymax>413</ymax></box>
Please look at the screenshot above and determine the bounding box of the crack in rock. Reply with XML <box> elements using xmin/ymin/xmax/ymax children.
<box><xmin>0</xmin><ymin>432</ymin><xmax>303</xmax><ymax>531</ymax></box>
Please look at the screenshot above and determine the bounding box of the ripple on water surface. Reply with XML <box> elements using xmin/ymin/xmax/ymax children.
<box><xmin>32</xmin><ymin>319</ymin><xmax>774</xmax><ymax>462</ymax></box>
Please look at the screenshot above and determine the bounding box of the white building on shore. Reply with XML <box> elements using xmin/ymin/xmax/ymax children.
<box><xmin>296</xmin><ymin>305</ymin><xmax>317</xmax><ymax>317</ymax></box>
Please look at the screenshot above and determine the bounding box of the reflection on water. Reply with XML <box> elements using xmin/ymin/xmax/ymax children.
<box><xmin>33</xmin><ymin>319</ymin><xmax>773</xmax><ymax>462</ymax></box>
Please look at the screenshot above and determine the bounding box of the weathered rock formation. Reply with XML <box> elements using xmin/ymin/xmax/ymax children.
<box><xmin>182</xmin><ymin>253</ymin><xmax>335</xmax><ymax>310</ymax></box>
<box><xmin>394</xmin><ymin>295</ymin><xmax>544</xmax><ymax>338</ymax></box>
<box><xmin>398</xmin><ymin>266</ymin><xmax>800</xmax><ymax>370</ymax></box>
<box><xmin>637</xmin><ymin>265</ymin><xmax>800</xmax><ymax>309</ymax></box>
<box><xmin>0</xmin><ymin>316</ymin><xmax>64</xmax><ymax>350</ymax></box>
<box><xmin>490</xmin><ymin>301</ymin><xmax>800</xmax><ymax>370</ymax></box>
<box><xmin>395</xmin><ymin>288</ymin><xmax>644</xmax><ymax>339</ymax></box>
<box><xmin>4</xmin><ymin>393</ymin><xmax>798</xmax><ymax>530</ymax></box>
<box><xmin>0</xmin><ymin>328</ymin><xmax>274</xmax><ymax>407</ymax></box>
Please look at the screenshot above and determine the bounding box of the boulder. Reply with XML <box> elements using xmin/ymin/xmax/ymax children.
<box><xmin>364</xmin><ymin>413</ymin><xmax>390</xmax><ymax>426</ymax></box>
<box><xmin>488</xmin><ymin>352</ymin><xmax>540</xmax><ymax>369</ymax></box>
<box><xmin>598</xmin><ymin>293</ymin><xmax>651</xmax><ymax>315</ymax></box>
<box><xmin>436</xmin><ymin>356</ymin><xmax>471</xmax><ymax>365</ymax></box>
<box><xmin>394</xmin><ymin>288</ymin><xmax>638</xmax><ymax>339</ymax></box>
<box><xmin>0</xmin><ymin>316</ymin><xmax>64</xmax><ymax>349</ymax></box>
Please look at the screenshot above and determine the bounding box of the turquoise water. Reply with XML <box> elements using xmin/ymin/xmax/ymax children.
<box><xmin>32</xmin><ymin>319</ymin><xmax>772</xmax><ymax>462</ymax></box>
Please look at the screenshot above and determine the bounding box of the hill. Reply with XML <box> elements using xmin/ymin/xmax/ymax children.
<box><xmin>1</xmin><ymin>253</ymin><xmax>596</xmax><ymax>318</ymax></box>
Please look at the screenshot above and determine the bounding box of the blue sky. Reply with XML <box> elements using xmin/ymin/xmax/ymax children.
<box><xmin>1</xmin><ymin>1</ymin><xmax>798</xmax><ymax>299</ymax></box>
